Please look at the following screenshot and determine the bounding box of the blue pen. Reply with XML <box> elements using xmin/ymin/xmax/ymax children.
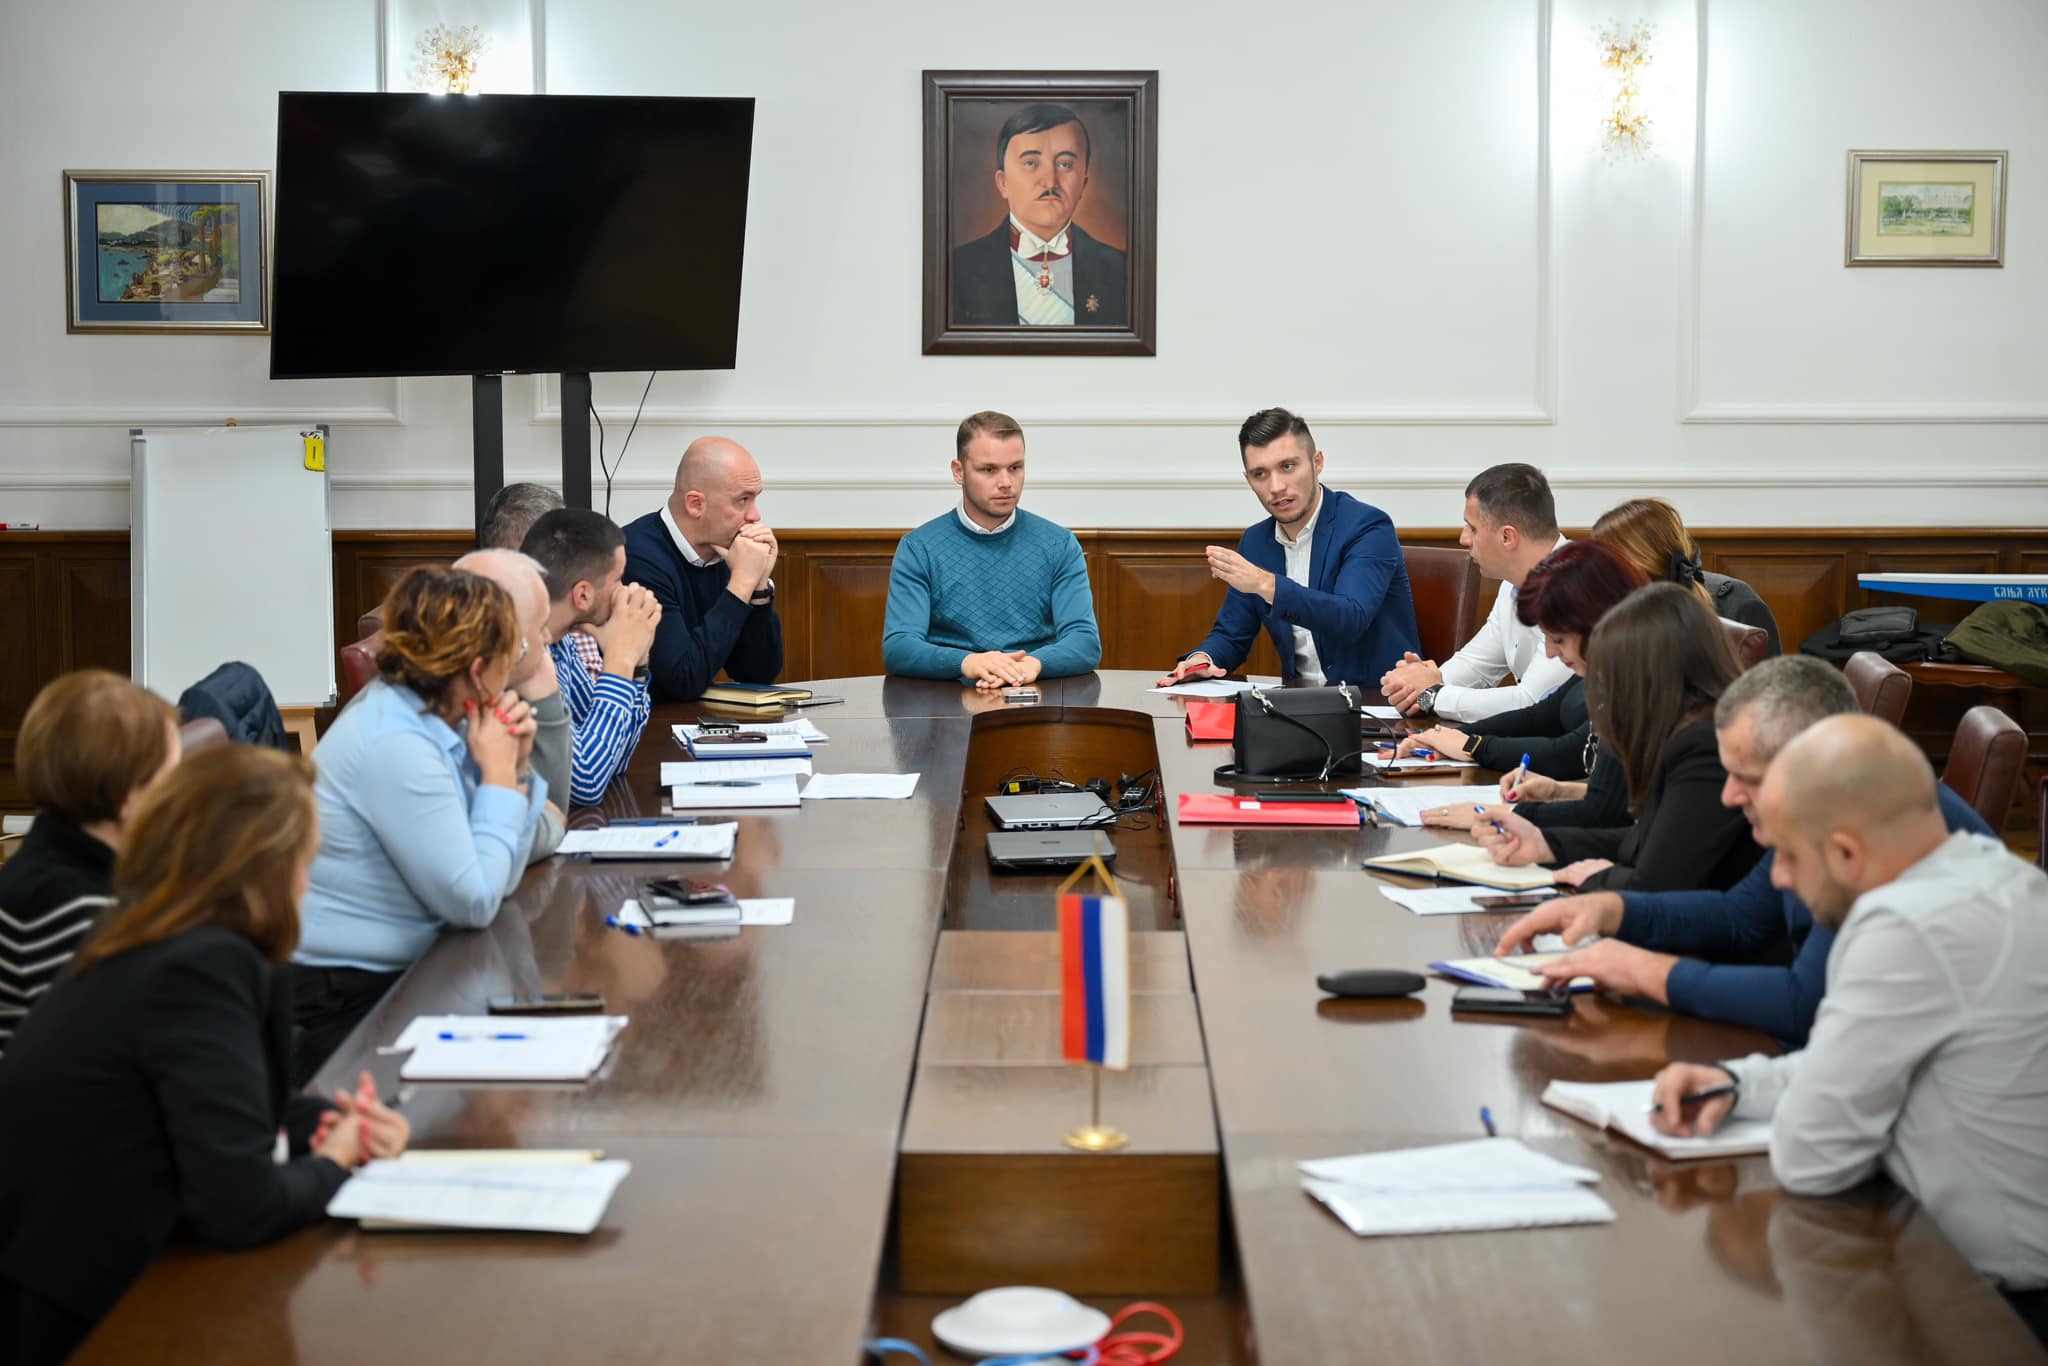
<box><xmin>1480</xmin><ymin>1105</ymin><xmax>1498</xmax><ymax>1138</ymax></box>
<box><xmin>654</xmin><ymin>829</ymin><xmax>683</xmax><ymax>848</ymax></box>
<box><xmin>603</xmin><ymin>913</ymin><xmax>643</xmax><ymax>937</ymax></box>
<box><xmin>1475</xmin><ymin>805</ymin><xmax>1506</xmax><ymax>836</ymax></box>
<box><xmin>438</xmin><ymin>1031</ymin><xmax>528</xmax><ymax>1041</ymax></box>
<box><xmin>1509</xmin><ymin>751</ymin><xmax>1532</xmax><ymax>800</ymax></box>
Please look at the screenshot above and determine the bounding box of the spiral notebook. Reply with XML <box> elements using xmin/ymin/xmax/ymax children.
<box><xmin>1302</xmin><ymin>1182</ymin><xmax>1617</xmax><ymax>1236</ymax></box>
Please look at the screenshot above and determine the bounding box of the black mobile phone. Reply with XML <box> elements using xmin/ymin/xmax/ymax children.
<box><xmin>647</xmin><ymin>878</ymin><xmax>735</xmax><ymax>906</ymax></box>
<box><xmin>1254</xmin><ymin>791</ymin><xmax>1352</xmax><ymax>803</ymax></box>
<box><xmin>695</xmin><ymin>731</ymin><xmax>769</xmax><ymax>745</ymax></box>
<box><xmin>1450</xmin><ymin>986</ymin><xmax>1574</xmax><ymax>1018</ymax></box>
<box><xmin>1470</xmin><ymin>891</ymin><xmax>1558</xmax><ymax>910</ymax></box>
<box><xmin>1002</xmin><ymin>687</ymin><xmax>1040</xmax><ymax>705</ymax></box>
<box><xmin>487</xmin><ymin>992</ymin><xmax>606</xmax><ymax>1016</ymax></box>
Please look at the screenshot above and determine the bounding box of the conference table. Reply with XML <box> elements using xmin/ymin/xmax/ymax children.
<box><xmin>75</xmin><ymin>672</ymin><xmax>2043</xmax><ymax>1365</ymax></box>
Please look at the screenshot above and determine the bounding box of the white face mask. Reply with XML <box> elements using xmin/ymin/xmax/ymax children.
<box><xmin>930</xmin><ymin>1287</ymin><xmax>1112</xmax><ymax>1359</ymax></box>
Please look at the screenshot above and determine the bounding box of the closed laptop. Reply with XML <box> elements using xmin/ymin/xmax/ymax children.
<box><xmin>986</xmin><ymin>830</ymin><xmax>1118</xmax><ymax>871</ymax></box>
<box><xmin>984</xmin><ymin>792</ymin><xmax>1114</xmax><ymax>830</ymax></box>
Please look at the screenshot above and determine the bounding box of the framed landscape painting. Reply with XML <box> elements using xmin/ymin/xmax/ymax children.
<box><xmin>65</xmin><ymin>171</ymin><xmax>270</xmax><ymax>333</ymax></box>
<box><xmin>922</xmin><ymin>70</ymin><xmax>1159</xmax><ymax>356</ymax></box>
<box><xmin>1845</xmin><ymin>150</ymin><xmax>2006</xmax><ymax>267</ymax></box>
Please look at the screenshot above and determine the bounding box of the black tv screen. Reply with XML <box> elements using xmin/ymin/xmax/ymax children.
<box><xmin>271</xmin><ymin>92</ymin><xmax>754</xmax><ymax>379</ymax></box>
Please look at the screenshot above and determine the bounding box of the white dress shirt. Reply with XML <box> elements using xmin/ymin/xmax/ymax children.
<box><xmin>660</xmin><ymin>502</ymin><xmax>710</xmax><ymax>568</ymax></box>
<box><xmin>957</xmin><ymin>503</ymin><xmax>1017</xmax><ymax>536</ymax></box>
<box><xmin>1724</xmin><ymin>832</ymin><xmax>2048</xmax><ymax>1291</ymax></box>
<box><xmin>1431</xmin><ymin>536</ymin><xmax>1574</xmax><ymax>723</ymax></box>
<box><xmin>1008</xmin><ymin>216</ymin><xmax>1075</xmax><ymax>326</ymax></box>
<box><xmin>1274</xmin><ymin>491</ymin><xmax>1325</xmax><ymax>686</ymax></box>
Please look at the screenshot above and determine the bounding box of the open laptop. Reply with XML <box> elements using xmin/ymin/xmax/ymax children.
<box><xmin>986</xmin><ymin>830</ymin><xmax>1118</xmax><ymax>872</ymax></box>
<box><xmin>984</xmin><ymin>792</ymin><xmax>1114</xmax><ymax>830</ymax></box>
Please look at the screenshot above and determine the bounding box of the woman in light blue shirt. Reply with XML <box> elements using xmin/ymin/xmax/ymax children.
<box><xmin>291</xmin><ymin>567</ymin><xmax>547</xmax><ymax>1081</ymax></box>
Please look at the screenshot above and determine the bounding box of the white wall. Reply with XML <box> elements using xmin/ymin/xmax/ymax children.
<box><xmin>0</xmin><ymin>0</ymin><xmax>2041</xmax><ymax>532</ymax></box>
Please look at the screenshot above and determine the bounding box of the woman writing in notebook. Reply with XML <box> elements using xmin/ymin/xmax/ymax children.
<box><xmin>0</xmin><ymin>746</ymin><xmax>410</xmax><ymax>1366</ymax></box>
<box><xmin>291</xmin><ymin>567</ymin><xmax>547</xmax><ymax>1084</ymax></box>
<box><xmin>1398</xmin><ymin>541</ymin><xmax>1645</xmax><ymax>840</ymax></box>
<box><xmin>1472</xmin><ymin>583</ymin><xmax>1759</xmax><ymax>894</ymax></box>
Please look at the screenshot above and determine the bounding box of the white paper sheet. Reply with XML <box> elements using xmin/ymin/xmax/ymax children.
<box><xmin>799</xmin><ymin>772</ymin><xmax>920</xmax><ymax>800</ymax></box>
<box><xmin>1380</xmin><ymin>885</ymin><xmax>1556</xmax><ymax>917</ymax></box>
<box><xmin>1148</xmin><ymin>679</ymin><xmax>1256</xmax><ymax>698</ymax></box>
<box><xmin>667</xmin><ymin>776</ymin><xmax>802</xmax><ymax>809</ymax></box>
<box><xmin>1362</xmin><ymin>704</ymin><xmax>1404</xmax><ymax>721</ymax></box>
<box><xmin>661</xmin><ymin>758</ymin><xmax>813</xmax><ymax>784</ymax></box>
<box><xmin>398</xmin><ymin>1015</ymin><xmax>628</xmax><ymax>1082</ymax></box>
<box><xmin>1343</xmin><ymin>784</ymin><xmax>1505</xmax><ymax>827</ymax></box>
<box><xmin>329</xmin><ymin>1158</ymin><xmax>633</xmax><ymax>1234</ymax></box>
<box><xmin>618</xmin><ymin>897</ymin><xmax>794</xmax><ymax>928</ymax></box>
<box><xmin>1303</xmin><ymin>1181</ymin><xmax>1616</xmax><ymax>1236</ymax></box>
<box><xmin>1298</xmin><ymin>1138</ymin><xmax>1599</xmax><ymax>1191</ymax></box>
<box><xmin>557</xmin><ymin>825</ymin><xmax>739</xmax><ymax>860</ymax></box>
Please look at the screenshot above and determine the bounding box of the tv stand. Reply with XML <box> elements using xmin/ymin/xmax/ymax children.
<box><xmin>470</xmin><ymin>372</ymin><xmax>598</xmax><ymax>538</ymax></box>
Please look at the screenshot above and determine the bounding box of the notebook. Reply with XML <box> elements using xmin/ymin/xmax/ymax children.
<box><xmin>675</xmin><ymin>719</ymin><xmax>829</xmax><ymax>745</ymax></box>
<box><xmin>1362</xmin><ymin>841</ymin><xmax>1555</xmax><ymax>890</ymax></box>
<box><xmin>699</xmin><ymin>682</ymin><xmax>819</xmax><ymax>708</ymax></box>
<box><xmin>1302</xmin><ymin>1181</ymin><xmax>1616</xmax><ymax>1236</ymax></box>
<box><xmin>1176</xmin><ymin>793</ymin><xmax>1361</xmax><ymax>827</ymax></box>
<box><xmin>1540</xmin><ymin>1079</ymin><xmax>1773</xmax><ymax>1160</ymax></box>
<box><xmin>354</xmin><ymin>1149</ymin><xmax>606</xmax><ymax>1230</ymax></box>
<box><xmin>1343</xmin><ymin>784</ymin><xmax>1504</xmax><ymax>828</ymax></box>
<box><xmin>328</xmin><ymin>1156</ymin><xmax>633</xmax><ymax>1234</ymax></box>
<box><xmin>681</xmin><ymin>732</ymin><xmax>813</xmax><ymax>760</ymax></box>
<box><xmin>661</xmin><ymin>758</ymin><xmax>813</xmax><ymax>785</ymax></box>
<box><xmin>666</xmin><ymin>775</ymin><xmax>802</xmax><ymax>809</ymax></box>
<box><xmin>398</xmin><ymin>1014</ymin><xmax>628</xmax><ymax>1083</ymax></box>
<box><xmin>1428</xmin><ymin>952</ymin><xmax>1590</xmax><ymax>991</ymax></box>
<box><xmin>557</xmin><ymin>824</ymin><xmax>739</xmax><ymax>860</ymax></box>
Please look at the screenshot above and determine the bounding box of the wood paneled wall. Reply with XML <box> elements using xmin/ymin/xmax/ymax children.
<box><xmin>3</xmin><ymin>526</ymin><xmax>2043</xmax><ymax>808</ymax></box>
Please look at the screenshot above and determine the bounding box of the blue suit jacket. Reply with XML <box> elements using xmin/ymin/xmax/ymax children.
<box><xmin>1192</xmin><ymin>487</ymin><xmax>1420</xmax><ymax>685</ymax></box>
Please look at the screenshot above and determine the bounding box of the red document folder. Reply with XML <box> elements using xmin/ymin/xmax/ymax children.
<box><xmin>1185</xmin><ymin>701</ymin><xmax>1236</xmax><ymax>741</ymax></box>
<box><xmin>1176</xmin><ymin>793</ymin><xmax>1362</xmax><ymax>827</ymax></box>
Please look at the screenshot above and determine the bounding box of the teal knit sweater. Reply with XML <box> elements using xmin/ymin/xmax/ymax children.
<box><xmin>881</xmin><ymin>509</ymin><xmax>1102</xmax><ymax>680</ymax></box>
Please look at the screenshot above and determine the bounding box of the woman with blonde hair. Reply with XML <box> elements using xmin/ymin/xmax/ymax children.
<box><xmin>1592</xmin><ymin>497</ymin><xmax>1781</xmax><ymax>656</ymax></box>
<box><xmin>291</xmin><ymin>566</ymin><xmax>547</xmax><ymax>1081</ymax></box>
<box><xmin>0</xmin><ymin>670</ymin><xmax>180</xmax><ymax>1055</ymax></box>
<box><xmin>0</xmin><ymin>745</ymin><xmax>409</xmax><ymax>1365</ymax></box>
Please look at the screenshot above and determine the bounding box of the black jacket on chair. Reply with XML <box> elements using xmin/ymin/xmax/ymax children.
<box><xmin>1542</xmin><ymin>718</ymin><xmax>1760</xmax><ymax>895</ymax></box>
<box><xmin>0</xmin><ymin>926</ymin><xmax>343</xmax><ymax>1330</ymax></box>
<box><xmin>177</xmin><ymin>661</ymin><xmax>291</xmax><ymax>749</ymax></box>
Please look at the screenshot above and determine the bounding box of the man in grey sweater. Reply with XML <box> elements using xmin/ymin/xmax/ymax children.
<box><xmin>1651</xmin><ymin>715</ymin><xmax>2048</xmax><ymax>1339</ymax></box>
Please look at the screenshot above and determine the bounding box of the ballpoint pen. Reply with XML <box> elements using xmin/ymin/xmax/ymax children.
<box><xmin>604</xmin><ymin>913</ymin><xmax>644</xmax><ymax>937</ymax></box>
<box><xmin>1475</xmin><ymin>805</ymin><xmax>1507</xmax><ymax>837</ymax></box>
<box><xmin>1647</xmin><ymin>1083</ymin><xmax>1738</xmax><ymax>1113</ymax></box>
<box><xmin>437</xmin><ymin>1031</ymin><xmax>529</xmax><ymax>1041</ymax></box>
<box><xmin>1480</xmin><ymin>1105</ymin><xmax>1497</xmax><ymax>1138</ymax></box>
<box><xmin>1508</xmin><ymin>752</ymin><xmax>1531</xmax><ymax>802</ymax></box>
<box><xmin>686</xmin><ymin>780</ymin><xmax>760</xmax><ymax>788</ymax></box>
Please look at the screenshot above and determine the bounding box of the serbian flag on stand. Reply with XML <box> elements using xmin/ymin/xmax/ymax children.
<box><xmin>1059</xmin><ymin>893</ymin><xmax>1130</xmax><ymax>1069</ymax></box>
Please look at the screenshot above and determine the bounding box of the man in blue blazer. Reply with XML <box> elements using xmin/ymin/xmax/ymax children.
<box><xmin>1158</xmin><ymin>409</ymin><xmax>1420</xmax><ymax>688</ymax></box>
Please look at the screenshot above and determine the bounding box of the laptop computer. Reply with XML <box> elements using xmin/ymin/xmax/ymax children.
<box><xmin>986</xmin><ymin>829</ymin><xmax>1119</xmax><ymax>872</ymax></box>
<box><xmin>984</xmin><ymin>792</ymin><xmax>1114</xmax><ymax>830</ymax></box>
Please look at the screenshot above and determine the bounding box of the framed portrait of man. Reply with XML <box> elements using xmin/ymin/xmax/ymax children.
<box><xmin>922</xmin><ymin>70</ymin><xmax>1158</xmax><ymax>356</ymax></box>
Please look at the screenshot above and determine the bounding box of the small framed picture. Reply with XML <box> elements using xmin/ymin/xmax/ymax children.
<box><xmin>922</xmin><ymin>70</ymin><xmax>1159</xmax><ymax>356</ymax></box>
<box><xmin>1845</xmin><ymin>150</ymin><xmax>2007</xmax><ymax>267</ymax></box>
<box><xmin>64</xmin><ymin>171</ymin><xmax>270</xmax><ymax>334</ymax></box>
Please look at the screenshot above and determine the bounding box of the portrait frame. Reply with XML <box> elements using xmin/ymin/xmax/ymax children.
<box><xmin>1845</xmin><ymin>150</ymin><xmax>2006</xmax><ymax>267</ymax></box>
<box><xmin>63</xmin><ymin>170</ymin><xmax>271</xmax><ymax>335</ymax></box>
<box><xmin>922</xmin><ymin>70</ymin><xmax>1159</xmax><ymax>356</ymax></box>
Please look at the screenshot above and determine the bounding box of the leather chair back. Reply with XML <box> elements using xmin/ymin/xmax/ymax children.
<box><xmin>1844</xmin><ymin>650</ymin><xmax>1913</xmax><ymax>726</ymax></box>
<box><xmin>177</xmin><ymin>717</ymin><xmax>230</xmax><ymax>755</ymax></box>
<box><xmin>339</xmin><ymin>632</ymin><xmax>383</xmax><ymax>703</ymax></box>
<box><xmin>1402</xmin><ymin>545</ymin><xmax>1481</xmax><ymax>666</ymax></box>
<box><xmin>1720</xmin><ymin>617</ymin><xmax>1768</xmax><ymax>672</ymax></box>
<box><xmin>1940</xmin><ymin>704</ymin><xmax>2027</xmax><ymax>832</ymax></box>
<box><xmin>356</xmin><ymin>604</ymin><xmax>384</xmax><ymax>639</ymax></box>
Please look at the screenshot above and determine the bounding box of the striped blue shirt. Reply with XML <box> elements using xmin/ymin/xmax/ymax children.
<box><xmin>294</xmin><ymin>680</ymin><xmax>546</xmax><ymax>973</ymax></box>
<box><xmin>550</xmin><ymin>638</ymin><xmax>652</xmax><ymax>806</ymax></box>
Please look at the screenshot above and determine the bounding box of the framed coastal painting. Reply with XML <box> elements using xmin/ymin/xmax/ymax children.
<box><xmin>1845</xmin><ymin>150</ymin><xmax>2006</xmax><ymax>267</ymax></box>
<box><xmin>922</xmin><ymin>70</ymin><xmax>1159</xmax><ymax>356</ymax></box>
<box><xmin>64</xmin><ymin>171</ymin><xmax>270</xmax><ymax>334</ymax></box>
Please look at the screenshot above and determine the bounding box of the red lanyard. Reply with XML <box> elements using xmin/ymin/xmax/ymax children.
<box><xmin>1094</xmin><ymin>1302</ymin><xmax>1184</xmax><ymax>1365</ymax></box>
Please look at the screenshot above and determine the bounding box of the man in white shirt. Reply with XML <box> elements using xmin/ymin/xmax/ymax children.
<box><xmin>1380</xmin><ymin>463</ymin><xmax>1572</xmax><ymax>721</ymax></box>
<box><xmin>1652</xmin><ymin>715</ymin><xmax>2048</xmax><ymax>1330</ymax></box>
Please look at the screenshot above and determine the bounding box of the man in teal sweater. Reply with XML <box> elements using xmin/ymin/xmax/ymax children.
<box><xmin>882</xmin><ymin>411</ymin><xmax>1102</xmax><ymax>687</ymax></box>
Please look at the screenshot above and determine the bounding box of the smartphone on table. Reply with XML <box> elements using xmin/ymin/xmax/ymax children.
<box><xmin>646</xmin><ymin>878</ymin><xmax>736</xmax><ymax>907</ymax></box>
<box><xmin>1470</xmin><ymin>891</ymin><xmax>1558</xmax><ymax>910</ymax></box>
<box><xmin>486</xmin><ymin>992</ymin><xmax>606</xmax><ymax>1015</ymax></box>
<box><xmin>1450</xmin><ymin>986</ymin><xmax>1574</xmax><ymax>1017</ymax></box>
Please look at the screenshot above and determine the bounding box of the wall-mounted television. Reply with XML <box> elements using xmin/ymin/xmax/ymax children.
<box><xmin>270</xmin><ymin>92</ymin><xmax>754</xmax><ymax>380</ymax></box>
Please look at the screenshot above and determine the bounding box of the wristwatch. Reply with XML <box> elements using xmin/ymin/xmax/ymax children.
<box><xmin>749</xmin><ymin>577</ymin><xmax>775</xmax><ymax>607</ymax></box>
<box><xmin>1415</xmin><ymin>684</ymin><xmax>1442</xmax><ymax>713</ymax></box>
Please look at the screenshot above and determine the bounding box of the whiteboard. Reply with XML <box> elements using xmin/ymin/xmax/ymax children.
<box><xmin>132</xmin><ymin>425</ymin><xmax>336</xmax><ymax>708</ymax></box>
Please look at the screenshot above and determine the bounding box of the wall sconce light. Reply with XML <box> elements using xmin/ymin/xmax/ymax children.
<box><xmin>1597</xmin><ymin>20</ymin><xmax>1654</xmax><ymax>160</ymax></box>
<box><xmin>414</xmin><ymin>22</ymin><xmax>489</xmax><ymax>94</ymax></box>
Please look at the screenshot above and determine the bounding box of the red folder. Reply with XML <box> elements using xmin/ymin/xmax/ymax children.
<box><xmin>1185</xmin><ymin>700</ymin><xmax>1236</xmax><ymax>741</ymax></box>
<box><xmin>1176</xmin><ymin>793</ymin><xmax>1362</xmax><ymax>827</ymax></box>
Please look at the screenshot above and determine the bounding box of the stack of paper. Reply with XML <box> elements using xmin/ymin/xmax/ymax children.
<box><xmin>674</xmin><ymin>718</ymin><xmax>829</xmax><ymax>748</ymax></box>
<box><xmin>617</xmin><ymin>897</ymin><xmax>796</xmax><ymax>928</ymax></box>
<box><xmin>558</xmin><ymin>824</ymin><xmax>739</xmax><ymax>860</ymax></box>
<box><xmin>1148</xmin><ymin>678</ymin><xmax>1255</xmax><ymax>698</ymax></box>
<box><xmin>1342</xmin><ymin>784</ymin><xmax>1504</xmax><ymax>827</ymax></box>
<box><xmin>799</xmin><ymin>772</ymin><xmax>920</xmax><ymax>800</ymax></box>
<box><xmin>1297</xmin><ymin>1137</ymin><xmax>1615</xmax><ymax>1236</ymax></box>
<box><xmin>1541</xmin><ymin>1079</ymin><xmax>1772</xmax><ymax>1160</ymax></box>
<box><xmin>328</xmin><ymin>1156</ymin><xmax>633</xmax><ymax>1234</ymax></box>
<box><xmin>396</xmin><ymin>1014</ymin><xmax>628</xmax><ymax>1083</ymax></box>
<box><xmin>662</xmin><ymin>758</ymin><xmax>813</xmax><ymax>784</ymax></box>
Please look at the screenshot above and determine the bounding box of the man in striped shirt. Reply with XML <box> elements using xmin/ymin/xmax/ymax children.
<box><xmin>521</xmin><ymin>509</ymin><xmax>661</xmax><ymax>806</ymax></box>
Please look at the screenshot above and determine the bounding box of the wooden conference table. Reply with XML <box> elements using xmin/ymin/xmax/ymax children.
<box><xmin>76</xmin><ymin>673</ymin><xmax>2043</xmax><ymax>1365</ymax></box>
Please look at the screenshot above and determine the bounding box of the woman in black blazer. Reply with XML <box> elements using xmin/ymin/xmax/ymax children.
<box><xmin>0</xmin><ymin>745</ymin><xmax>409</xmax><ymax>1366</ymax></box>
<box><xmin>1476</xmin><ymin>584</ymin><xmax>1760</xmax><ymax>894</ymax></box>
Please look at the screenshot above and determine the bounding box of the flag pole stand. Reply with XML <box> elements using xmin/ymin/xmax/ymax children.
<box><xmin>1064</xmin><ymin>1066</ymin><xmax>1128</xmax><ymax>1152</ymax></box>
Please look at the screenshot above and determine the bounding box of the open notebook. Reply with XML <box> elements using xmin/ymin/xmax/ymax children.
<box><xmin>1297</xmin><ymin>1137</ymin><xmax>1614</xmax><ymax>1237</ymax></box>
<box><xmin>1541</xmin><ymin>1079</ymin><xmax>1773</xmax><ymax>1160</ymax></box>
<box><xmin>1363</xmin><ymin>841</ymin><xmax>1555</xmax><ymax>890</ymax></box>
<box><xmin>329</xmin><ymin>1154</ymin><xmax>632</xmax><ymax>1234</ymax></box>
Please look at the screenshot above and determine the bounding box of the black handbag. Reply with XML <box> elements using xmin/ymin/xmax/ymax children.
<box><xmin>1217</xmin><ymin>684</ymin><xmax>1367</xmax><ymax>783</ymax></box>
